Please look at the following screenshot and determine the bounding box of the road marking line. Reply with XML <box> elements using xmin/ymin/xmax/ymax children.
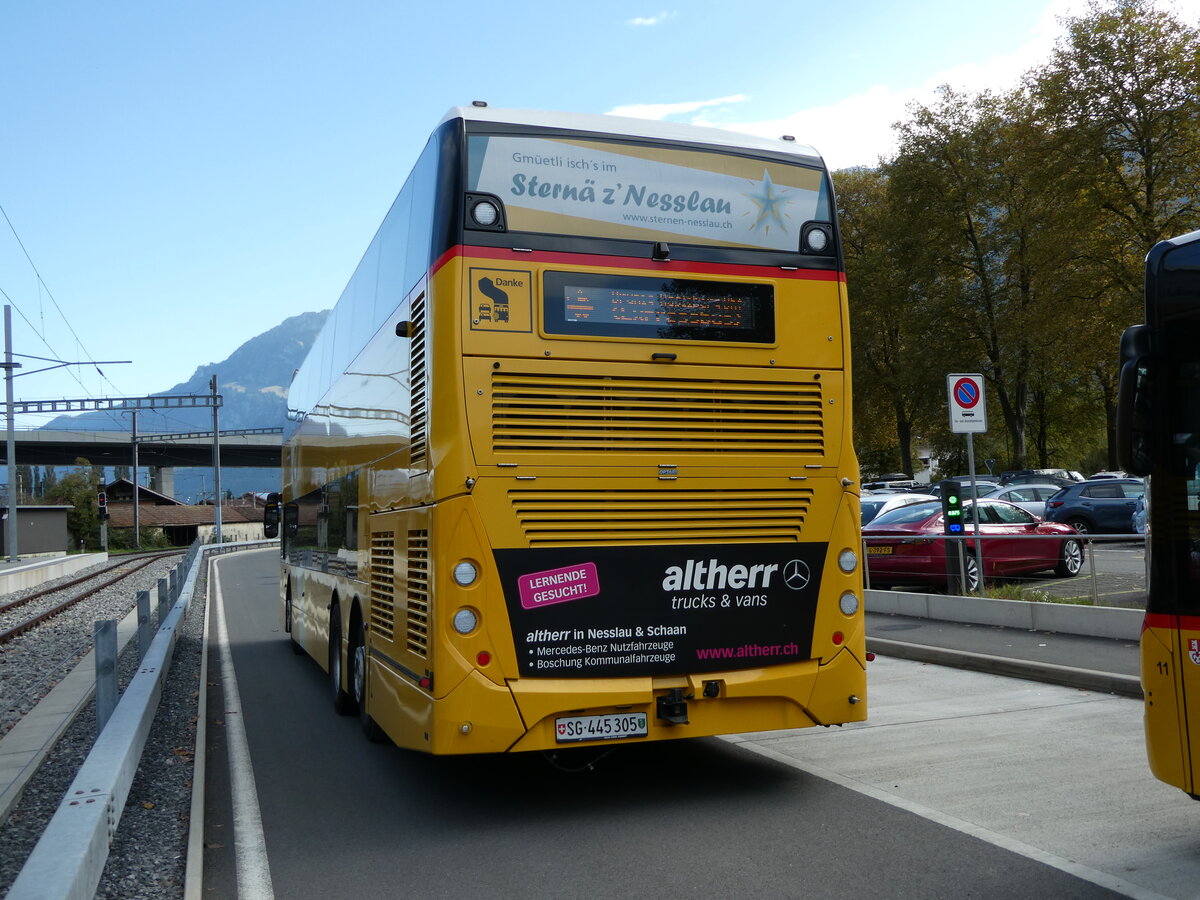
<box><xmin>725</xmin><ymin>737</ymin><xmax>1171</xmax><ymax>900</ymax></box>
<box><xmin>214</xmin><ymin>558</ymin><xmax>276</xmax><ymax>900</ymax></box>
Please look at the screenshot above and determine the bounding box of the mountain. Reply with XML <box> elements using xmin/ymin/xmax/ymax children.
<box><xmin>43</xmin><ymin>309</ymin><xmax>329</xmax><ymax>434</ymax></box>
<box><xmin>41</xmin><ymin>310</ymin><xmax>329</xmax><ymax>500</ymax></box>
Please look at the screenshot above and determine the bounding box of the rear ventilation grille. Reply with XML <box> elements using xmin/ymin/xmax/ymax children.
<box><xmin>369</xmin><ymin>532</ymin><xmax>396</xmax><ymax>642</ymax></box>
<box><xmin>409</xmin><ymin>293</ymin><xmax>429</xmax><ymax>466</ymax></box>
<box><xmin>510</xmin><ymin>488</ymin><xmax>813</xmax><ymax>546</ymax></box>
<box><xmin>491</xmin><ymin>372</ymin><xmax>824</xmax><ymax>455</ymax></box>
<box><xmin>406</xmin><ymin>529</ymin><xmax>430</xmax><ymax>656</ymax></box>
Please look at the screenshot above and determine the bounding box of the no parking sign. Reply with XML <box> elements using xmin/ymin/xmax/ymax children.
<box><xmin>947</xmin><ymin>373</ymin><xmax>987</xmax><ymax>434</ymax></box>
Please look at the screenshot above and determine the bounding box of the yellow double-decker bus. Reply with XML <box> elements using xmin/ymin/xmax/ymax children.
<box><xmin>273</xmin><ymin>104</ymin><xmax>866</xmax><ymax>754</ymax></box>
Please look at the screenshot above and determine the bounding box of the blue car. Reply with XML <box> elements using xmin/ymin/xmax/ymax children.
<box><xmin>1132</xmin><ymin>494</ymin><xmax>1148</xmax><ymax>535</ymax></box>
<box><xmin>1043</xmin><ymin>478</ymin><xmax>1146</xmax><ymax>534</ymax></box>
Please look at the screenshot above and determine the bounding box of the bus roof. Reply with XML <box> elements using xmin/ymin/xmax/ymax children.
<box><xmin>440</xmin><ymin>105</ymin><xmax>825</xmax><ymax>167</ymax></box>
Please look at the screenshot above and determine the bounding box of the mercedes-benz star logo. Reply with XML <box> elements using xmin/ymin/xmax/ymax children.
<box><xmin>783</xmin><ymin>559</ymin><xmax>811</xmax><ymax>591</ymax></box>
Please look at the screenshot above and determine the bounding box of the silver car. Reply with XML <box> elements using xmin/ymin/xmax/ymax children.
<box><xmin>860</xmin><ymin>492</ymin><xmax>938</xmax><ymax>525</ymax></box>
<box><xmin>980</xmin><ymin>483</ymin><xmax>1063</xmax><ymax>518</ymax></box>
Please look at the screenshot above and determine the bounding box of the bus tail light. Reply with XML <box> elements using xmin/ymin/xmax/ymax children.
<box><xmin>838</xmin><ymin>592</ymin><xmax>859</xmax><ymax>616</ymax></box>
<box><xmin>453</xmin><ymin>560</ymin><xmax>478</xmax><ymax>586</ymax></box>
<box><xmin>832</xmin><ymin>632</ymin><xmax>844</xmax><ymax>645</ymax></box>
<box><xmin>476</xmin><ymin>651</ymin><xmax>492</xmax><ymax>667</ymax></box>
<box><xmin>453</xmin><ymin>607</ymin><xmax>478</xmax><ymax>635</ymax></box>
<box><xmin>465</xmin><ymin>193</ymin><xmax>506</xmax><ymax>231</ymax></box>
<box><xmin>838</xmin><ymin>548</ymin><xmax>858</xmax><ymax>573</ymax></box>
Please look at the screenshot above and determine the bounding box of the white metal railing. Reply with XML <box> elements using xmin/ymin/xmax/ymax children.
<box><xmin>861</xmin><ymin>531</ymin><xmax>1144</xmax><ymax>606</ymax></box>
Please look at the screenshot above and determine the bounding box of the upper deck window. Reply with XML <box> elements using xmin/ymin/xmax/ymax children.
<box><xmin>467</xmin><ymin>134</ymin><xmax>829</xmax><ymax>253</ymax></box>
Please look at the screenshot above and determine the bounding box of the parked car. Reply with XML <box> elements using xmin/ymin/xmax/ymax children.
<box><xmin>978</xmin><ymin>483</ymin><xmax>1063</xmax><ymax>518</ymax></box>
<box><xmin>924</xmin><ymin>479</ymin><xmax>1000</xmax><ymax>499</ymax></box>
<box><xmin>1089</xmin><ymin>470</ymin><xmax>1132</xmax><ymax>480</ymax></box>
<box><xmin>1043</xmin><ymin>478</ymin><xmax>1146</xmax><ymax>534</ymax></box>
<box><xmin>860</xmin><ymin>492</ymin><xmax>937</xmax><ymax>525</ymax></box>
<box><xmin>862</xmin><ymin>498</ymin><xmax>1084</xmax><ymax>592</ymax></box>
<box><xmin>1132</xmin><ymin>493</ymin><xmax>1148</xmax><ymax>535</ymax></box>
<box><xmin>999</xmin><ymin>469</ymin><xmax>1078</xmax><ymax>487</ymax></box>
<box><xmin>862</xmin><ymin>474</ymin><xmax>922</xmax><ymax>491</ymax></box>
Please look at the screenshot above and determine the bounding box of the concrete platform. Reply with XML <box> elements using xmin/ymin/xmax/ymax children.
<box><xmin>0</xmin><ymin>553</ymin><xmax>107</xmax><ymax>595</ymax></box>
<box><xmin>730</xmin><ymin>655</ymin><xmax>1200</xmax><ymax>900</ymax></box>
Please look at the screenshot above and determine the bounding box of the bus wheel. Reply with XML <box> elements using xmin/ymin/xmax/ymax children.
<box><xmin>329</xmin><ymin>611</ymin><xmax>352</xmax><ymax>715</ymax></box>
<box><xmin>1056</xmin><ymin>539</ymin><xmax>1084</xmax><ymax>577</ymax></box>
<box><xmin>352</xmin><ymin>617</ymin><xmax>386</xmax><ymax>743</ymax></box>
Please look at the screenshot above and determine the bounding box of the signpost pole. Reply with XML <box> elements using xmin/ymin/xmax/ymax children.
<box><xmin>966</xmin><ymin>432</ymin><xmax>984</xmax><ymax>591</ymax></box>
<box><xmin>947</xmin><ymin>374</ymin><xmax>988</xmax><ymax>594</ymax></box>
<box><xmin>4</xmin><ymin>306</ymin><xmax>16</xmax><ymax>561</ymax></box>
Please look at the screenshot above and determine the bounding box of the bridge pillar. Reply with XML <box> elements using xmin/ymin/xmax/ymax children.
<box><xmin>150</xmin><ymin>467</ymin><xmax>175</xmax><ymax>498</ymax></box>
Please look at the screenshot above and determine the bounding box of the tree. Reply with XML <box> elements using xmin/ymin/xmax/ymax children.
<box><xmin>838</xmin><ymin>166</ymin><xmax>946</xmax><ymax>475</ymax></box>
<box><xmin>887</xmin><ymin>86</ymin><xmax>1060</xmax><ymax>469</ymax></box>
<box><xmin>46</xmin><ymin>458</ymin><xmax>104</xmax><ymax>550</ymax></box>
<box><xmin>1028</xmin><ymin>0</ymin><xmax>1200</xmax><ymax>464</ymax></box>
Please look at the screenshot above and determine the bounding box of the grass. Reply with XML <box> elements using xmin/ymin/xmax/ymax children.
<box><xmin>979</xmin><ymin>582</ymin><xmax>1094</xmax><ymax>605</ymax></box>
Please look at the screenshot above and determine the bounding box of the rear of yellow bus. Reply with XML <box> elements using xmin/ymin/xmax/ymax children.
<box><xmin>364</xmin><ymin>111</ymin><xmax>866</xmax><ymax>754</ymax></box>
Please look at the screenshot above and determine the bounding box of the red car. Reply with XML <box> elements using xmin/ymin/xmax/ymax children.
<box><xmin>862</xmin><ymin>498</ymin><xmax>1084</xmax><ymax>592</ymax></box>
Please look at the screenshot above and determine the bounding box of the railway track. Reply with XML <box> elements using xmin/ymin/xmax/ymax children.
<box><xmin>0</xmin><ymin>551</ymin><xmax>180</xmax><ymax>644</ymax></box>
<box><xmin>0</xmin><ymin>552</ymin><xmax>185</xmax><ymax>742</ymax></box>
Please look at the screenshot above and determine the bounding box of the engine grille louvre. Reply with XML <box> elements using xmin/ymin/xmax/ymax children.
<box><xmin>491</xmin><ymin>372</ymin><xmax>824</xmax><ymax>454</ymax></box>
<box><xmin>510</xmin><ymin>488</ymin><xmax>813</xmax><ymax>546</ymax></box>
<box><xmin>409</xmin><ymin>292</ymin><xmax>429</xmax><ymax>466</ymax></box>
<box><xmin>406</xmin><ymin>529</ymin><xmax>430</xmax><ymax>657</ymax></box>
<box><xmin>368</xmin><ymin>531</ymin><xmax>396</xmax><ymax>641</ymax></box>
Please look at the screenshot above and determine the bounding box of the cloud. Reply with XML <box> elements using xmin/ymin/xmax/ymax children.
<box><xmin>608</xmin><ymin>0</ymin><xmax>1149</xmax><ymax>170</ymax></box>
<box><xmin>627</xmin><ymin>11</ymin><xmax>673</xmax><ymax>26</ymax></box>
<box><xmin>715</xmin><ymin>0</ymin><xmax>1100</xmax><ymax>169</ymax></box>
<box><xmin>606</xmin><ymin>94</ymin><xmax>748</xmax><ymax>121</ymax></box>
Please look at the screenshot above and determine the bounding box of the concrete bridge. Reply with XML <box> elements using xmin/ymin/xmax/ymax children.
<box><xmin>0</xmin><ymin>428</ymin><xmax>282</xmax><ymax>468</ymax></box>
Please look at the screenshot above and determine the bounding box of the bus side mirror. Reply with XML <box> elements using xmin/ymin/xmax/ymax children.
<box><xmin>263</xmin><ymin>492</ymin><xmax>281</xmax><ymax>539</ymax></box>
<box><xmin>1116</xmin><ymin>325</ymin><xmax>1153</xmax><ymax>477</ymax></box>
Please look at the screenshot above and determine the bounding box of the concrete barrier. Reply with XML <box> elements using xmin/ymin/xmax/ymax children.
<box><xmin>0</xmin><ymin>553</ymin><xmax>107</xmax><ymax>594</ymax></box>
<box><xmin>866</xmin><ymin>588</ymin><xmax>1144</xmax><ymax>641</ymax></box>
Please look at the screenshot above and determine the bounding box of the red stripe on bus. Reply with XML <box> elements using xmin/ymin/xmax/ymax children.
<box><xmin>1142</xmin><ymin>612</ymin><xmax>1200</xmax><ymax>632</ymax></box>
<box><xmin>433</xmin><ymin>244</ymin><xmax>845</xmax><ymax>282</ymax></box>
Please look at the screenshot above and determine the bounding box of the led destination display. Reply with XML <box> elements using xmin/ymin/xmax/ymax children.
<box><xmin>543</xmin><ymin>272</ymin><xmax>774</xmax><ymax>342</ymax></box>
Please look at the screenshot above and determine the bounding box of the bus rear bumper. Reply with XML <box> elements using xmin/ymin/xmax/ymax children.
<box><xmin>501</xmin><ymin>652</ymin><xmax>865</xmax><ymax>753</ymax></box>
<box><xmin>422</xmin><ymin>651</ymin><xmax>867</xmax><ymax>754</ymax></box>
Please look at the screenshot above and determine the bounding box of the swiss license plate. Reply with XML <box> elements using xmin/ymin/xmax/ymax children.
<box><xmin>555</xmin><ymin>712</ymin><xmax>649</xmax><ymax>743</ymax></box>
<box><xmin>867</xmin><ymin>545</ymin><xmax>893</xmax><ymax>555</ymax></box>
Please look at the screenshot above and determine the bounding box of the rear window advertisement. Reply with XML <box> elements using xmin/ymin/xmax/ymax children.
<box><xmin>493</xmin><ymin>543</ymin><xmax>826</xmax><ymax>678</ymax></box>
<box><xmin>468</xmin><ymin>134</ymin><xmax>826</xmax><ymax>252</ymax></box>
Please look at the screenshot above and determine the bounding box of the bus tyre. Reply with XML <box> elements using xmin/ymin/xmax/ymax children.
<box><xmin>329</xmin><ymin>611</ymin><xmax>353</xmax><ymax>716</ymax></box>
<box><xmin>1056</xmin><ymin>539</ymin><xmax>1084</xmax><ymax>577</ymax></box>
<box><xmin>352</xmin><ymin>618</ymin><xmax>386</xmax><ymax>743</ymax></box>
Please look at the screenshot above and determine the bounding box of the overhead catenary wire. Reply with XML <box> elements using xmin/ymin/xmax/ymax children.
<box><xmin>0</xmin><ymin>202</ymin><xmax>135</xmax><ymax>429</ymax></box>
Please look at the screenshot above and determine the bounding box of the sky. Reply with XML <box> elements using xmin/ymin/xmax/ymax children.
<box><xmin>1</xmin><ymin>0</ymin><xmax>1196</xmax><ymax>432</ymax></box>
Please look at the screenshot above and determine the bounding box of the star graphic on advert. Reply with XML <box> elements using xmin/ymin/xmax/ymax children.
<box><xmin>743</xmin><ymin>170</ymin><xmax>791</xmax><ymax>233</ymax></box>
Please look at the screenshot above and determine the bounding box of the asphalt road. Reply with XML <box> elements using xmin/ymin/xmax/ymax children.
<box><xmin>1036</xmin><ymin>539</ymin><xmax>1146</xmax><ymax>607</ymax></box>
<box><xmin>202</xmin><ymin>550</ymin><xmax>1198</xmax><ymax>899</ymax></box>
